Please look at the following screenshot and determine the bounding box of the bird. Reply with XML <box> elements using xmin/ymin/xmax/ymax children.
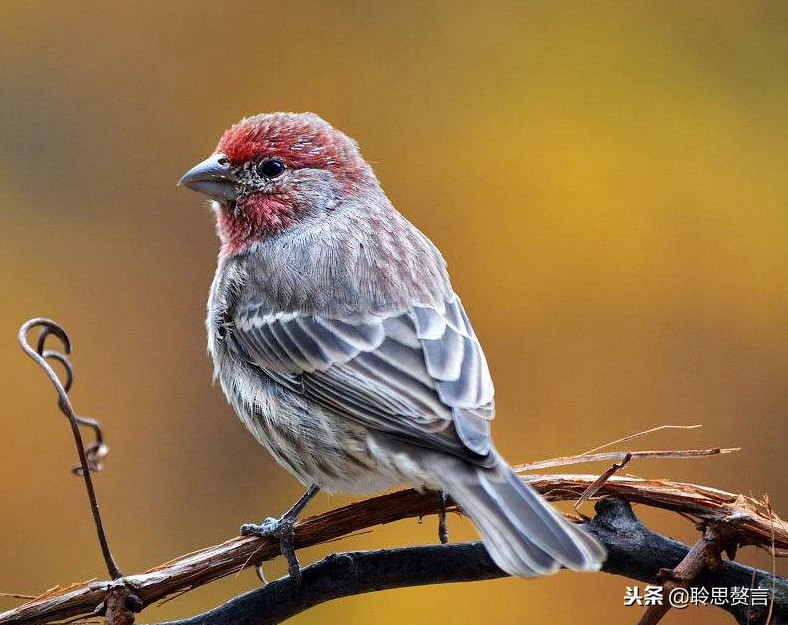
<box><xmin>179</xmin><ymin>112</ymin><xmax>605</xmax><ymax>582</ymax></box>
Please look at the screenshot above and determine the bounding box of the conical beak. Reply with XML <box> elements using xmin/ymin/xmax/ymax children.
<box><xmin>178</xmin><ymin>153</ymin><xmax>239</xmax><ymax>202</ymax></box>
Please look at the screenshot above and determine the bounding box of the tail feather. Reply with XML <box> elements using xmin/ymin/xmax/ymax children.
<box><xmin>438</xmin><ymin>458</ymin><xmax>605</xmax><ymax>577</ymax></box>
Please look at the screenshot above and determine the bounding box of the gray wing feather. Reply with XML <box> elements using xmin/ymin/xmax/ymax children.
<box><xmin>320</xmin><ymin>318</ymin><xmax>385</xmax><ymax>351</ymax></box>
<box><xmin>231</xmin><ymin>294</ymin><xmax>495</xmax><ymax>461</ymax></box>
<box><xmin>421</xmin><ymin>330</ymin><xmax>465</xmax><ymax>381</ymax></box>
<box><xmin>296</xmin><ymin>318</ymin><xmax>359</xmax><ymax>361</ymax></box>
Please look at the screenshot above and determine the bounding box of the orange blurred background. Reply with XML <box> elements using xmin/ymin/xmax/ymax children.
<box><xmin>0</xmin><ymin>2</ymin><xmax>786</xmax><ymax>623</ymax></box>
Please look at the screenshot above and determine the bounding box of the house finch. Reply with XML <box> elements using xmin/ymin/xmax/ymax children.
<box><xmin>179</xmin><ymin>112</ymin><xmax>605</xmax><ymax>580</ymax></box>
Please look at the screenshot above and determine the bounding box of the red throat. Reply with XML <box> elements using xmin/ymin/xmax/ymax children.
<box><xmin>217</xmin><ymin>194</ymin><xmax>294</xmax><ymax>256</ymax></box>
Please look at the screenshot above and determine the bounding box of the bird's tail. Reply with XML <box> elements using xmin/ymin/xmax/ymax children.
<box><xmin>436</xmin><ymin>456</ymin><xmax>606</xmax><ymax>577</ymax></box>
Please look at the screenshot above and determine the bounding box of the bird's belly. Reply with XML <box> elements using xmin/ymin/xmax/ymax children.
<box><xmin>218</xmin><ymin>363</ymin><xmax>412</xmax><ymax>494</ymax></box>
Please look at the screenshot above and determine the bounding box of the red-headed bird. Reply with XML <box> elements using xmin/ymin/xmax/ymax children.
<box><xmin>180</xmin><ymin>112</ymin><xmax>605</xmax><ymax>581</ymax></box>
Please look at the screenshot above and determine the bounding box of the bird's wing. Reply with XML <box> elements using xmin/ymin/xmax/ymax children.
<box><xmin>228</xmin><ymin>294</ymin><xmax>496</xmax><ymax>463</ymax></box>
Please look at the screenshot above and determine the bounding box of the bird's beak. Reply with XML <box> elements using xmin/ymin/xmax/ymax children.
<box><xmin>178</xmin><ymin>153</ymin><xmax>239</xmax><ymax>202</ymax></box>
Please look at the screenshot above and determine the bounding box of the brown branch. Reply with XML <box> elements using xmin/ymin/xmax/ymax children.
<box><xmin>573</xmin><ymin>452</ymin><xmax>632</xmax><ymax>512</ymax></box>
<box><xmin>151</xmin><ymin>500</ymin><xmax>787</xmax><ymax>625</ymax></box>
<box><xmin>637</xmin><ymin>524</ymin><xmax>725</xmax><ymax>625</ymax></box>
<box><xmin>1</xmin><ymin>471</ymin><xmax>785</xmax><ymax>625</ymax></box>
<box><xmin>7</xmin><ymin>322</ymin><xmax>784</xmax><ymax>625</ymax></box>
<box><xmin>515</xmin><ymin>446</ymin><xmax>740</xmax><ymax>472</ymax></box>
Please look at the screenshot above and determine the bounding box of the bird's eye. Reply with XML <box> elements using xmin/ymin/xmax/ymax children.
<box><xmin>258</xmin><ymin>159</ymin><xmax>285</xmax><ymax>179</ymax></box>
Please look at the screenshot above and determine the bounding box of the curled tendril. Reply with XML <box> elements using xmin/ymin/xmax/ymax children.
<box><xmin>19</xmin><ymin>318</ymin><xmax>123</xmax><ymax>580</ymax></box>
<box><xmin>25</xmin><ymin>321</ymin><xmax>108</xmax><ymax>474</ymax></box>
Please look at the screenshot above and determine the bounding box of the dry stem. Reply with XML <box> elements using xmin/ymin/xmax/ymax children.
<box><xmin>1</xmin><ymin>461</ymin><xmax>785</xmax><ymax>625</ymax></box>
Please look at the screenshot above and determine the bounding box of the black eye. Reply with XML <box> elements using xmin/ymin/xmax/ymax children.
<box><xmin>258</xmin><ymin>159</ymin><xmax>285</xmax><ymax>179</ymax></box>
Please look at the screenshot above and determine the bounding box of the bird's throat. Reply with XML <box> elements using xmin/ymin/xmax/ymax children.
<box><xmin>218</xmin><ymin>194</ymin><xmax>295</xmax><ymax>256</ymax></box>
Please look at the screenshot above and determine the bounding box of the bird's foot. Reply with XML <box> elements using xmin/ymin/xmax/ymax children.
<box><xmin>240</xmin><ymin>484</ymin><xmax>319</xmax><ymax>586</ymax></box>
<box><xmin>241</xmin><ymin>515</ymin><xmax>302</xmax><ymax>583</ymax></box>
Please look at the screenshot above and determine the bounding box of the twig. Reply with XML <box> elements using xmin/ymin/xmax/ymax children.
<box><xmin>18</xmin><ymin>320</ymin><xmax>122</xmax><ymax>581</ymax></box>
<box><xmin>2</xmin><ymin>472</ymin><xmax>786</xmax><ymax>625</ymax></box>
<box><xmin>514</xmin><ymin>446</ymin><xmax>739</xmax><ymax>472</ymax></box>
<box><xmin>574</xmin><ymin>452</ymin><xmax>632</xmax><ymax>513</ymax></box>
<box><xmin>152</xmin><ymin>500</ymin><xmax>786</xmax><ymax>625</ymax></box>
<box><xmin>33</xmin><ymin>327</ymin><xmax>108</xmax><ymax>476</ymax></box>
<box><xmin>10</xmin><ymin>319</ymin><xmax>784</xmax><ymax>625</ymax></box>
<box><xmin>580</xmin><ymin>424</ymin><xmax>702</xmax><ymax>455</ymax></box>
<box><xmin>637</xmin><ymin>524</ymin><xmax>725</xmax><ymax>625</ymax></box>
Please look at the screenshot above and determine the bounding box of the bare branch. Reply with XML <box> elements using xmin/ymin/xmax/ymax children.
<box><xmin>18</xmin><ymin>319</ymin><xmax>122</xmax><ymax>581</ymax></box>
<box><xmin>152</xmin><ymin>500</ymin><xmax>787</xmax><ymax>625</ymax></box>
<box><xmin>1</xmin><ymin>472</ymin><xmax>785</xmax><ymax>625</ymax></box>
<box><xmin>637</xmin><ymin>524</ymin><xmax>724</xmax><ymax>625</ymax></box>
<box><xmin>515</xmin><ymin>446</ymin><xmax>739</xmax><ymax>472</ymax></box>
<box><xmin>573</xmin><ymin>452</ymin><xmax>632</xmax><ymax>512</ymax></box>
<box><xmin>8</xmin><ymin>319</ymin><xmax>785</xmax><ymax>625</ymax></box>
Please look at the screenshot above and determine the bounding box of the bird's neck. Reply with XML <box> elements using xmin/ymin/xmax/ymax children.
<box><xmin>217</xmin><ymin>194</ymin><xmax>296</xmax><ymax>256</ymax></box>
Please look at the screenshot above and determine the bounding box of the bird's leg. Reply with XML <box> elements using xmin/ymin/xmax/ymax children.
<box><xmin>240</xmin><ymin>484</ymin><xmax>320</xmax><ymax>585</ymax></box>
<box><xmin>437</xmin><ymin>490</ymin><xmax>449</xmax><ymax>544</ymax></box>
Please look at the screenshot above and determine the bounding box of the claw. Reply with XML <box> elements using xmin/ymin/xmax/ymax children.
<box><xmin>254</xmin><ymin>563</ymin><xmax>267</xmax><ymax>585</ymax></box>
<box><xmin>240</xmin><ymin>484</ymin><xmax>319</xmax><ymax>586</ymax></box>
<box><xmin>241</xmin><ymin>516</ymin><xmax>301</xmax><ymax>583</ymax></box>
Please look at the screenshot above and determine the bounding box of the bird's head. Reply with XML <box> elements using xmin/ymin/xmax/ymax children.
<box><xmin>179</xmin><ymin>112</ymin><xmax>372</xmax><ymax>255</ymax></box>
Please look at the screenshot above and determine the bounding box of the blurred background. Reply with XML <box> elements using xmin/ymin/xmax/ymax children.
<box><xmin>1</xmin><ymin>2</ymin><xmax>786</xmax><ymax>623</ymax></box>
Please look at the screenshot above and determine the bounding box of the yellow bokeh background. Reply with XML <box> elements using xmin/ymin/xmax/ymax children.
<box><xmin>0</xmin><ymin>2</ymin><xmax>785</xmax><ymax>623</ymax></box>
